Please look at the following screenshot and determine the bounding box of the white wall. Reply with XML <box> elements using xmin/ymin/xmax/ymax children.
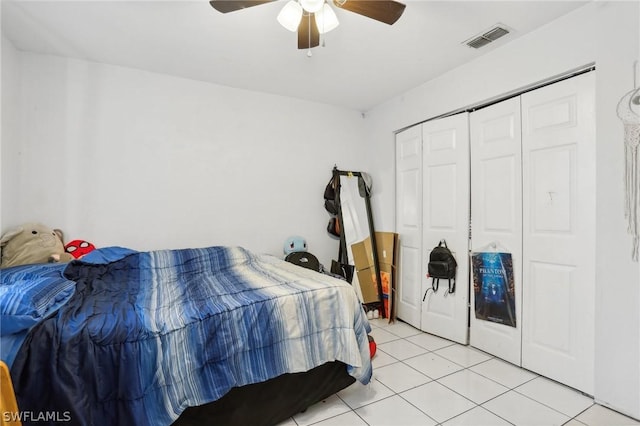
<box><xmin>593</xmin><ymin>1</ymin><xmax>640</xmax><ymax>418</ymax></box>
<box><xmin>4</xmin><ymin>52</ymin><xmax>368</xmax><ymax>266</ymax></box>
<box><xmin>364</xmin><ymin>1</ymin><xmax>640</xmax><ymax>419</ymax></box>
<box><xmin>1</xmin><ymin>35</ymin><xmax>21</xmax><ymax>233</ymax></box>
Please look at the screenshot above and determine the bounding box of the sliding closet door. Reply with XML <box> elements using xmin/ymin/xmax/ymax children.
<box><xmin>521</xmin><ymin>72</ymin><xmax>595</xmax><ymax>394</ymax></box>
<box><xmin>395</xmin><ymin>125</ymin><xmax>423</xmax><ymax>328</ymax></box>
<box><xmin>469</xmin><ymin>97</ymin><xmax>523</xmax><ymax>365</ymax></box>
<box><xmin>421</xmin><ymin>113</ymin><xmax>470</xmax><ymax>344</ymax></box>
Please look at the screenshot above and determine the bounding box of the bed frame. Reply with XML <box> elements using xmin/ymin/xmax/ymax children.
<box><xmin>173</xmin><ymin>361</ymin><xmax>355</xmax><ymax>426</ymax></box>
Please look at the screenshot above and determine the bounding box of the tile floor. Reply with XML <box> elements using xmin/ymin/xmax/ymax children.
<box><xmin>278</xmin><ymin>318</ymin><xmax>640</xmax><ymax>426</ymax></box>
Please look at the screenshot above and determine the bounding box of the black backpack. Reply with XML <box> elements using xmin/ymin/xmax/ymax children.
<box><xmin>427</xmin><ymin>240</ymin><xmax>457</xmax><ymax>295</ymax></box>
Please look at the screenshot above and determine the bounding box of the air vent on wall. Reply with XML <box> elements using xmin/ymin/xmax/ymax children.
<box><xmin>465</xmin><ymin>25</ymin><xmax>510</xmax><ymax>49</ymax></box>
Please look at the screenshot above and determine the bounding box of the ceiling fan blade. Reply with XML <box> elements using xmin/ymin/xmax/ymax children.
<box><xmin>332</xmin><ymin>0</ymin><xmax>406</xmax><ymax>25</ymax></box>
<box><xmin>209</xmin><ymin>1</ymin><xmax>275</xmax><ymax>14</ymax></box>
<box><xmin>298</xmin><ymin>13</ymin><xmax>320</xmax><ymax>49</ymax></box>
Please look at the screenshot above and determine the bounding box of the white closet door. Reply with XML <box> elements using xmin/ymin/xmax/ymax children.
<box><xmin>521</xmin><ymin>72</ymin><xmax>595</xmax><ymax>394</ymax></box>
<box><xmin>395</xmin><ymin>125</ymin><xmax>423</xmax><ymax>328</ymax></box>
<box><xmin>470</xmin><ymin>97</ymin><xmax>523</xmax><ymax>365</ymax></box>
<box><xmin>421</xmin><ymin>113</ymin><xmax>470</xmax><ymax>344</ymax></box>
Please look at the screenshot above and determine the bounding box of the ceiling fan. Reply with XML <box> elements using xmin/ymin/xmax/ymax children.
<box><xmin>209</xmin><ymin>0</ymin><xmax>406</xmax><ymax>50</ymax></box>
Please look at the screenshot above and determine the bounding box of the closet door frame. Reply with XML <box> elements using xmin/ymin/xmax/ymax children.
<box><xmin>394</xmin><ymin>69</ymin><xmax>595</xmax><ymax>389</ymax></box>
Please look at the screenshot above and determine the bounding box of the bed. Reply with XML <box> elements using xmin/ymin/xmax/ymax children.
<box><xmin>1</xmin><ymin>246</ymin><xmax>372</xmax><ymax>426</ymax></box>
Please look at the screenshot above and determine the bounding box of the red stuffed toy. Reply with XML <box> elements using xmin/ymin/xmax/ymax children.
<box><xmin>64</xmin><ymin>240</ymin><xmax>96</xmax><ymax>259</ymax></box>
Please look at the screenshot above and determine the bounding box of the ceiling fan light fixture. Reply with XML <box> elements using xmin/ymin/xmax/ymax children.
<box><xmin>315</xmin><ymin>3</ymin><xmax>339</xmax><ymax>34</ymax></box>
<box><xmin>300</xmin><ymin>0</ymin><xmax>324</xmax><ymax>13</ymax></box>
<box><xmin>277</xmin><ymin>1</ymin><xmax>303</xmax><ymax>32</ymax></box>
<box><xmin>209</xmin><ymin>0</ymin><xmax>407</xmax><ymax>51</ymax></box>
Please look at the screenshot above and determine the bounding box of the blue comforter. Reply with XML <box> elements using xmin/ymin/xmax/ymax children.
<box><xmin>1</xmin><ymin>247</ymin><xmax>136</xmax><ymax>367</ymax></box>
<box><xmin>0</xmin><ymin>263</ymin><xmax>76</xmax><ymax>367</ymax></box>
<box><xmin>11</xmin><ymin>246</ymin><xmax>371</xmax><ymax>426</ymax></box>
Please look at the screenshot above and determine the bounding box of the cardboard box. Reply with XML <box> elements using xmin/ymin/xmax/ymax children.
<box><xmin>351</xmin><ymin>232</ymin><xmax>399</xmax><ymax>307</ymax></box>
<box><xmin>351</xmin><ymin>232</ymin><xmax>398</xmax><ymax>271</ymax></box>
<box><xmin>357</xmin><ymin>263</ymin><xmax>394</xmax><ymax>304</ymax></box>
<box><xmin>351</xmin><ymin>241</ymin><xmax>370</xmax><ymax>271</ymax></box>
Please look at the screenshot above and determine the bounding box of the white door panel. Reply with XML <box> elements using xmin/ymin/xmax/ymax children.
<box><xmin>395</xmin><ymin>125</ymin><xmax>423</xmax><ymax>328</ymax></box>
<box><xmin>421</xmin><ymin>113</ymin><xmax>470</xmax><ymax>344</ymax></box>
<box><xmin>470</xmin><ymin>97</ymin><xmax>523</xmax><ymax>365</ymax></box>
<box><xmin>521</xmin><ymin>72</ymin><xmax>595</xmax><ymax>394</ymax></box>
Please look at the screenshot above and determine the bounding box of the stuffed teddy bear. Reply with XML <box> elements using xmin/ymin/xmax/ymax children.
<box><xmin>0</xmin><ymin>223</ymin><xmax>74</xmax><ymax>268</ymax></box>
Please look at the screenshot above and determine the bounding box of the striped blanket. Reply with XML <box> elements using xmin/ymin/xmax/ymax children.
<box><xmin>11</xmin><ymin>246</ymin><xmax>372</xmax><ymax>426</ymax></box>
<box><xmin>0</xmin><ymin>263</ymin><xmax>75</xmax><ymax>366</ymax></box>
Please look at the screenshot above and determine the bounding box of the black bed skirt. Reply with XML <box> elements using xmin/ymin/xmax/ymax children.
<box><xmin>173</xmin><ymin>361</ymin><xmax>355</xmax><ymax>426</ymax></box>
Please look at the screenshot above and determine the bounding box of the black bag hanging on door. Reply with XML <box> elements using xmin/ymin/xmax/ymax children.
<box><xmin>427</xmin><ymin>240</ymin><xmax>457</xmax><ymax>294</ymax></box>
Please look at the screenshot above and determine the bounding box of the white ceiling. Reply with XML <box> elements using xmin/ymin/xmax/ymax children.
<box><xmin>2</xmin><ymin>0</ymin><xmax>588</xmax><ymax>111</ymax></box>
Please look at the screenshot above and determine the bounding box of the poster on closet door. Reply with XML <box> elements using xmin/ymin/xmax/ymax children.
<box><xmin>471</xmin><ymin>252</ymin><xmax>516</xmax><ymax>327</ymax></box>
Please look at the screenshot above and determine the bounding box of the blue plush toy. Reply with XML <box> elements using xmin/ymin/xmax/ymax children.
<box><xmin>283</xmin><ymin>236</ymin><xmax>307</xmax><ymax>255</ymax></box>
